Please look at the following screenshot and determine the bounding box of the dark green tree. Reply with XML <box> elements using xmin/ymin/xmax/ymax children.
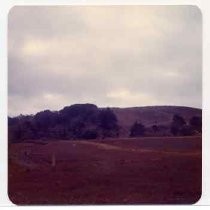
<box><xmin>129</xmin><ymin>121</ymin><xmax>145</xmax><ymax>137</ymax></box>
<box><xmin>170</xmin><ymin>114</ymin><xmax>186</xmax><ymax>136</ymax></box>
<box><xmin>98</xmin><ymin>108</ymin><xmax>119</xmax><ymax>138</ymax></box>
<box><xmin>152</xmin><ymin>125</ymin><xmax>159</xmax><ymax>133</ymax></box>
<box><xmin>189</xmin><ymin>116</ymin><xmax>202</xmax><ymax>133</ymax></box>
<box><xmin>82</xmin><ymin>129</ymin><xmax>98</xmax><ymax>139</ymax></box>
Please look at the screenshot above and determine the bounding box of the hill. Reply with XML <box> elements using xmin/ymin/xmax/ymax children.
<box><xmin>112</xmin><ymin>106</ymin><xmax>202</xmax><ymax>137</ymax></box>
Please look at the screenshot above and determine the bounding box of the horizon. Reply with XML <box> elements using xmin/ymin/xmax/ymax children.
<box><xmin>8</xmin><ymin>6</ymin><xmax>202</xmax><ymax>116</ymax></box>
<box><xmin>8</xmin><ymin>103</ymin><xmax>202</xmax><ymax>118</ymax></box>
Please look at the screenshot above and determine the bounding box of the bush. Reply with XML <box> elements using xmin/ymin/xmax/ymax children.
<box><xmin>152</xmin><ymin>125</ymin><xmax>159</xmax><ymax>133</ymax></box>
<box><xmin>82</xmin><ymin>129</ymin><xmax>98</xmax><ymax>139</ymax></box>
<box><xmin>180</xmin><ymin>125</ymin><xmax>194</xmax><ymax>136</ymax></box>
<box><xmin>170</xmin><ymin>114</ymin><xmax>186</xmax><ymax>136</ymax></box>
<box><xmin>129</xmin><ymin>121</ymin><xmax>145</xmax><ymax>137</ymax></box>
<box><xmin>98</xmin><ymin>108</ymin><xmax>119</xmax><ymax>138</ymax></box>
<box><xmin>190</xmin><ymin>116</ymin><xmax>202</xmax><ymax>133</ymax></box>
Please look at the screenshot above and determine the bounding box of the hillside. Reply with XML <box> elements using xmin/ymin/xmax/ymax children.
<box><xmin>8</xmin><ymin>104</ymin><xmax>202</xmax><ymax>142</ymax></box>
<box><xmin>112</xmin><ymin>106</ymin><xmax>202</xmax><ymax>137</ymax></box>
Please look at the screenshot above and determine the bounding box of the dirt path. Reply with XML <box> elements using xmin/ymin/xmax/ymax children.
<box><xmin>77</xmin><ymin>140</ymin><xmax>200</xmax><ymax>157</ymax></box>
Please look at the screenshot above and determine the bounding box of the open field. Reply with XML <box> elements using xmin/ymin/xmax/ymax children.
<box><xmin>8</xmin><ymin>136</ymin><xmax>201</xmax><ymax>205</ymax></box>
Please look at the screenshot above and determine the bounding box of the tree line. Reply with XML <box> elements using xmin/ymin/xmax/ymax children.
<box><xmin>129</xmin><ymin>114</ymin><xmax>201</xmax><ymax>137</ymax></box>
<box><xmin>8</xmin><ymin>104</ymin><xmax>202</xmax><ymax>143</ymax></box>
<box><xmin>8</xmin><ymin>104</ymin><xmax>119</xmax><ymax>142</ymax></box>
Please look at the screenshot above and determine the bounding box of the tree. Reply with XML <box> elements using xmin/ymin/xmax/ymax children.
<box><xmin>189</xmin><ymin>116</ymin><xmax>202</xmax><ymax>133</ymax></box>
<box><xmin>8</xmin><ymin>123</ymin><xmax>23</xmax><ymax>143</ymax></box>
<box><xmin>129</xmin><ymin>121</ymin><xmax>145</xmax><ymax>137</ymax></box>
<box><xmin>34</xmin><ymin>110</ymin><xmax>58</xmax><ymax>130</ymax></box>
<box><xmin>59</xmin><ymin>104</ymin><xmax>99</xmax><ymax>139</ymax></box>
<box><xmin>82</xmin><ymin>129</ymin><xmax>98</xmax><ymax>139</ymax></box>
<box><xmin>59</xmin><ymin>104</ymin><xmax>98</xmax><ymax>124</ymax></box>
<box><xmin>180</xmin><ymin>125</ymin><xmax>194</xmax><ymax>136</ymax></box>
<box><xmin>152</xmin><ymin>125</ymin><xmax>159</xmax><ymax>133</ymax></box>
<box><xmin>170</xmin><ymin>114</ymin><xmax>186</xmax><ymax>136</ymax></box>
<box><xmin>98</xmin><ymin>108</ymin><xmax>119</xmax><ymax>138</ymax></box>
<box><xmin>71</xmin><ymin>120</ymin><xmax>85</xmax><ymax>139</ymax></box>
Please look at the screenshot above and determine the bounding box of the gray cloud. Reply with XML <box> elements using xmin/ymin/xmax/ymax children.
<box><xmin>8</xmin><ymin>6</ymin><xmax>202</xmax><ymax>116</ymax></box>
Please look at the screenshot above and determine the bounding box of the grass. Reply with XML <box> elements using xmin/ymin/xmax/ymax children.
<box><xmin>8</xmin><ymin>136</ymin><xmax>201</xmax><ymax>205</ymax></box>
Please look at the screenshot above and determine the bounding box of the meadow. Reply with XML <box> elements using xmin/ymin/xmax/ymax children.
<box><xmin>8</xmin><ymin>136</ymin><xmax>201</xmax><ymax>204</ymax></box>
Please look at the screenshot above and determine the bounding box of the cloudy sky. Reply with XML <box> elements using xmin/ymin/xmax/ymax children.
<box><xmin>8</xmin><ymin>6</ymin><xmax>202</xmax><ymax>116</ymax></box>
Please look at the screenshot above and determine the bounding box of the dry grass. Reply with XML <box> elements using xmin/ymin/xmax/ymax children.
<box><xmin>8</xmin><ymin>136</ymin><xmax>201</xmax><ymax>205</ymax></box>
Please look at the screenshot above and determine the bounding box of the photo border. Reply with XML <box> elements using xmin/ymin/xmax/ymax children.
<box><xmin>1</xmin><ymin>0</ymin><xmax>209</xmax><ymax>207</ymax></box>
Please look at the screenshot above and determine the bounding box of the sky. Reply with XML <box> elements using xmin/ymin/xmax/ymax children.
<box><xmin>8</xmin><ymin>6</ymin><xmax>202</xmax><ymax>116</ymax></box>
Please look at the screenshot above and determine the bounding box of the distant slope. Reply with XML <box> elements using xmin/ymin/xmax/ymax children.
<box><xmin>111</xmin><ymin>106</ymin><xmax>202</xmax><ymax>136</ymax></box>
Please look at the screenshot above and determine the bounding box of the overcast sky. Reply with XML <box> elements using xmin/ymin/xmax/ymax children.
<box><xmin>8</xmin><ymin>6</ymin><xmax>202</xmax><ymax>116</ymax></box>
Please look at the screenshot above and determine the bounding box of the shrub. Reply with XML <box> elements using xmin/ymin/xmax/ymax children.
<box><xmin>170</xmin><ymin>114</ymin><xmax>186</xmax><ymax>136</ymax></box>
<box><xmin>189</xmin><ymin>116</ymin><xmax>202</xmax><ymax>133</ymax></box>
<box><xmin>98</xmin><ymin>108</ymin><xmax>119</xmax><ymax>138</ymax></box>
<box><xmin>82</xmin><ymin>129</ymin><xmax>98</xmax><ymax>139</ymax></box>
<box><xmin>129</xmin><ymin>121</ymin><xmax>145</xmax><ymax>137</ymax></box>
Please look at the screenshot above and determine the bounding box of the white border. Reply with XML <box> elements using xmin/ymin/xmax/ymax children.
<box><xmin>1</xmin><ymin>0</ymin><xmax>210</xmax><ymax>207</ymax></box>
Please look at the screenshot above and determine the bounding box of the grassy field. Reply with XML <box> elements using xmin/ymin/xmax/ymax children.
<box><xmin>8</xmin><ymin>136</ymin><xmax>201</xmax><ymax>205</ymax></box>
